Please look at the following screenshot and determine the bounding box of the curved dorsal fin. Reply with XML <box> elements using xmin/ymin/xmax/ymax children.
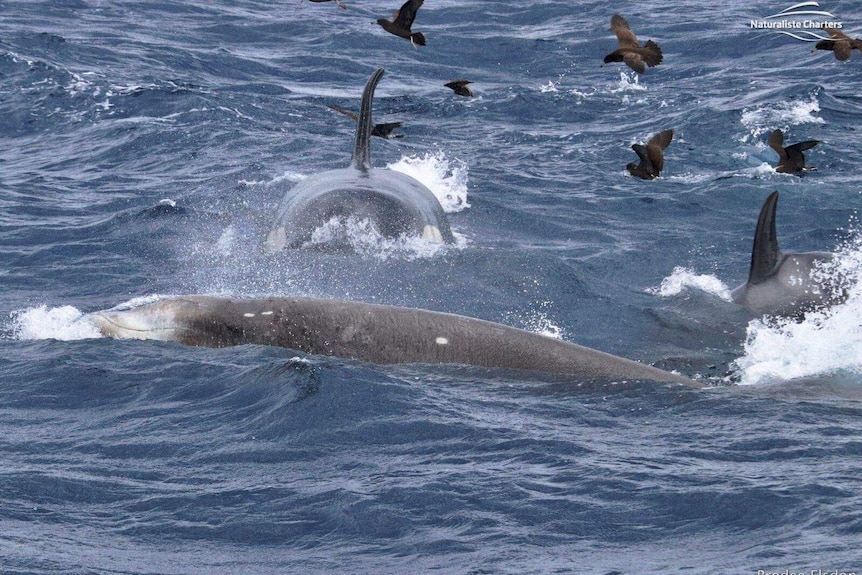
<box><xmin>351</xmin><ymin>68</ymin><xmax>385</xmax><ymax>172</ymax></box>
<box><xmin>748</xmin><ymin>191</ymin><xmax>781</xmax><ymax>285</ymax></box>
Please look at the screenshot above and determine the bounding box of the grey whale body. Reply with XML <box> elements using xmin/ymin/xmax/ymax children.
<box><xmin>87</xmin><ymin>296</ymin><xmax>702</xmax><ymax>388</ymax></box>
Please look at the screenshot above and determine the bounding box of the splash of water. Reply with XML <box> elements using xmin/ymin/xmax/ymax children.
<box><xmin>648</xmin><ymin>266</ymin><xmax>733</xmax><ymax>301</ymax></box>
<box><xmin>301</xmin><ymin>216</ymin><xmax>459</xmax><ymax>261</ymax></box>
<box><xmin>517</xmin><ymin>310</ymin><xmax>565</xmax><ymax>340</ymax></box>
<box><xmin>610</xmin><ymin>71</ymin><xmax>647</xmax><ymax>93</ymax></box>
<box><xmin>731</xmin><ymin>233</ymin><xmax>862</xmax><ymax>385</ymax></box>
<box><xmin>540</xmin><ymin>80</ymin><xmax>559</xmax><ymax>93</ymax></box>
<box><xmin>502</xmin><ymin>299</ymin><xmax>565</xmax><ymax>340</ymax></box>
<box><xmin>10</xmin><ymin>305</ymin><xmax>102</xmax><ymax>341</ymax></box>
<box><xmin>387</xmin><ymin>151</ymin><xmax>470</xmax><ymax>213</ymax></box>
<box><xmin>740</xmin><ymin>94</ymin><xmax>824</xmax><ymax>142</ymax></box>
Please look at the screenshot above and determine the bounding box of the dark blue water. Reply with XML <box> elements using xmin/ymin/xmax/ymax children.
<box><xmin>2</xmin><ymin>1</ymin><xmax>861</xmax><ymax>573</ymax></box>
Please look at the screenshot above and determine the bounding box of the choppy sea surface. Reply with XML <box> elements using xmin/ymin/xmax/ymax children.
<box><xmin>2</xmin><ymin>1</ymin><xmax>861</xmax><ymax>573</ymax></box>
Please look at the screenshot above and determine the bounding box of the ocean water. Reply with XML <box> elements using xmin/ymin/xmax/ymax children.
<box><xmin>2</xmin><ymin>1</ymin><xmax>862</xmax><ymax>573</ymax></box>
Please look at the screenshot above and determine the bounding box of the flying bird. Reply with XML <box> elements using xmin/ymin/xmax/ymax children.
<box><xmin>377</xmin><ymin>0</ymin><xmax>426</xmax><ymax>46</ymax></box>
<box><xmin>444</xmin><ymin>79</ymin><xmax>473</xmax><ymax>97</ymax></box>
<box><xmin>626</xmin><ymin>129</ymin><xmax>673</xmax><ymax>179</ymax></box>
<box><xmin>813</xmin><ymin>28</ymin><xmax>862</xmax><ymax>60</ymax></box>
<box><xmin>602</xmin><ymin>14</ymin><xmax>663</xmax><ymax>74</ymax></box>
<box><xmin>768</xmin><ymin>129</ymin><xmax>819</xmax><ymax>174</ymax></box>
<box><xmin>327</xmin><ymin>104</ymin><xmax>403</xmax><ymax>139</ymax></box>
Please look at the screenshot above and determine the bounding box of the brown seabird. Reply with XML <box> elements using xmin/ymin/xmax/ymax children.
<box><xmin>626</xmin><ymin>129</ymin><xmax>673</xmax><ymax>180</ymax></box>
<box><xmin>327</xmin><ymin>104</ymin><xmax>403</xmax><ymax>139</ymax></box>
<box><xmin>768</xmin><ymin>129</ymin><xmax>819</xmax><ymax>174</ymax></box>
<box><xmin>444</xmin><ymin>80</ymin><xmax>473</xmax><ymax>97</ymax></box>
<box><xmin>377</xmin><ymin>0</ymin><xmax>426</xmax><ymax>46</ymax></box>
<box><xmin>813</xmin><ymin>28</ymin><xmax>862</xmax><ymax>61</ymax></box>
<box><xmin>602</xmin><ymin>14</ymin><xmax>663</xmax><ymax>74</ymax></box>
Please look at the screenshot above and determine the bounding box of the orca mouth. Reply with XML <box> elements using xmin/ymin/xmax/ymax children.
<box><xmin>87</xmin><ymin>311</ymin><xmax>179</xmax><ymax>340</ymax></box>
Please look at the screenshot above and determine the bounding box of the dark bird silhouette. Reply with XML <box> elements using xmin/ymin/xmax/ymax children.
<box><xmin>377</xmin><ymin>0</ymin><xmax>426</xmax><ymax>46</ymax></box>
<box><xmin>768</xmin><ymin>129</ymin><xmax>819</xmax><ymax>174</ymax></box>
<box><xmin>602</xmin><ymin>14</ymin><xmax>663</xmax><ymax>74</ymax></box>
<box><xmin>327</xmin><ymin>104</ymin><xmax>403</xmax><ymax>139</ymax></box>
<box><xmin>305</xmin><ymin>0</ymin><xmax>346</xmax><ymax>8</ymax></box>
<box><xmin>444</xmin><ymin>79</ymin><xmax>473</xmax><ymax>97</ymax></box>
<box><xmin>813</xmin><ymin>28</ymin><xmax>862</xmax><ymax>60</ymax></box>
<box><xmin>626</xmin><ymin>129</ymin><xmax>673</xmax><ymax>179</ymax></box>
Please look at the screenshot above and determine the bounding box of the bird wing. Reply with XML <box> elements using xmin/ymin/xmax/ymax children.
<box><xmin>445</xmin><ymin>80</ymin><xmax>471</xmax><ymax>89</ymax></box>
<box><xmin>393</xmin><ymin>0</ymin><xmax>423</xmax><ymax>30</ymax></box>
<box><xmin>783</xmin><ymin>147</ymin><xmax>805</xmax><ymax>171</ymax></box>
<box><xmin>646</xmin><ymin>130</ymin><xmax>673</xmax><ymax>173</ymax></box>
<box><xmin>768</xmin><ymin>130</ymin><xmax>788</xmax><ymax>160</ymax></box>
<box><xmin>826</xmin><ymin>27</ymin><xmax>849</xmax><ymax>41</ymax></box>
<box><xmin>648</xmin><ymin>129</ymin><xmax>673</xmax><ymax>150</ymax></box>
<box><xmin>641</xmin><ymin>40</ymin><xmax>663</xmax><ymax>67</ymax></box>
<box><xmin>833</xmin><ymin>40</ymin><xmax>852</xmax><ymax>60</ymax></box>
<box><xmin>622</xmin><ymin>52</ymin><xmax>645</xmax><ymax>74</ymax></box>
<box><xmin>786</xmin><ymin>140</ymin><xmax>819</xmax><ymax>154</ymax></box>
<box><xmin>631</xmin><ymin>144</ymin><xmax>653</xmax><ymax>172</ymax></box>
<box><xmin>610</xmin><ymin>14</ymin><xmax>639</xmax><ymax>48</ymax></box>
<box><xmin>327</xmin><ymin>104</ymin><xmax>359</xmax><ymax>121</ymax></box>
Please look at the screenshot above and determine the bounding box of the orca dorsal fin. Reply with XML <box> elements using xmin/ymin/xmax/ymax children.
<box><xmin>748</xmin><ymin>191</ymin><xmax>781</xmax><ymax>285</ymax></box>
<box><xmin>351</xmin><ymin>68</ymin><xmax>385</xmax><ymax>172</ymax></box>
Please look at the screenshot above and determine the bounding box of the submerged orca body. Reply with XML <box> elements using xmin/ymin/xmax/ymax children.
<box><xmin>731</xmin><ymin>191</ymin><xmax>843</xmax><ymax>316</ymax></box>
<box><xmin>267</xmin><ymin>68</ymin><xmax>453</xmax><ymax>250</ymax></box>
<box><xmin>87</xmin><ymin>295</ymin><xmax>702</xmax><ymax>388</ymax></box>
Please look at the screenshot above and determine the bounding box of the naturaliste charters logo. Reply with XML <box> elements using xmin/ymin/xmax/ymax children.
<box><xmin>750</xmin><ymin>1</ymin><xmax>844</xmax><ymax>42</ymax></box>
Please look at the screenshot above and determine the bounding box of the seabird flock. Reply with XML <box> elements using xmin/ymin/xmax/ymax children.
<box><xmin>307</xmin><ymin>1</ymin><xmax>855</xmax><ymax>178</ymax></box>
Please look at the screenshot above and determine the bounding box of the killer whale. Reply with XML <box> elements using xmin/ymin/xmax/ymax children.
<box><xmin>266</xmin><ymin>68</ymin><xmax>454</xmax><ymax>250</ymax></box>
<box><xmin>86</xmin><ymin>295</ymin><xmax>702</xmax><ymax>388</ymax></box>
<box><xmin>731</xmin><ymin>191</ymin><xmax>843</xmax><ymax>316</ymax></box>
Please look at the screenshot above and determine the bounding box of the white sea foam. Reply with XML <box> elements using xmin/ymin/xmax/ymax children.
<box><xmin>739</xmin><ymin>94</ymin><xmax>824</xmax><ymax>142</ymax></box>
<box><xmin>387</xmin><ymin>151</ymin><xmax>470</xmax><ymax>213</ymax></box>
<box><xmin>738</xmin><ymin>162</ymin><xmax>784</xmax><ymax>179</ymax></box>
<box><xmin>664</xmin><ymin>172</ymin><xmax>716</xmax><ymax>184</ymax></box>
<box><xmin>301</xmin><ymin>216</ymin><xmax>464</xmax><ymax>261</ymax></box>
<box><xmin>502</xmin><ymin>300</ymin><xmax>565</xmax><ymax>340</ymax></box>
<box><xmin>10</xmin><ymin>305</ymin><xmax>102</xmax><ymax>341</ymax></box>
<box><xmin>540</xmin><ymin>80</ymin><xmax>559</xmax><ymax>93</ymax></box>
<box><xmin>731</xmin><ymin>235</ymin><xmax>862</xmax><ymax>385</ymax></box>
<box><xmin>520</xmin><ymin>311</ymin><xmax>565</xmax><ymax>340</ymax></box>
<box><xmin>9</xmin><ymin>295</ymin><xmax>180</xmax><ymax>343</ymax></box>
<box><xmin>610</xmin><ymin>71</ymin><xmax>647</xmax><ymax>93</ymax></box>
<box><xmin>648</xmin><ymin>266</ymin><xmax>733</xmax><ymax>301</ymax></box>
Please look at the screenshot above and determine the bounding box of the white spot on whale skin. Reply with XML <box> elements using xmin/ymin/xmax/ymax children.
<box><xmin>261</xmin><ymin>311</ymin><xmax>274</xmax><ymax>316</ymax></box>
<box><xmin>435</xmin><ymin>337</ymin><xmax>449</xmax><ymax>345</ymax></box>
<box><xmin>243</xmin><ymin>313</ymin><xmax>256</xmax><ymax>318</ymax></box>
